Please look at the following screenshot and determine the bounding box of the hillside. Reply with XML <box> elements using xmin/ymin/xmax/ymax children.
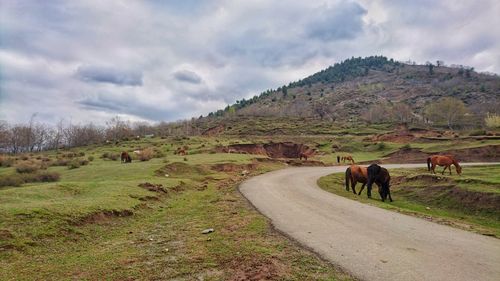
<box><xmin>209</xmin><ymin>56</ymin><xmax>500</xmax><ymax>122</ymax></box>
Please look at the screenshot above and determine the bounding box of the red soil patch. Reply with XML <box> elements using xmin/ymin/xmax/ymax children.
<box><xmin>379</xmin><ymin>145</ymin><xmax>500</xmax><ymax>164</ymax></box>
<box><xmin>217</xmin><ymin>142</ymin><xmax>316</xmax><ymax>159</ymax></box>
<box><xmin>202</xmin><ymin>124</ymin><xmax>225</xmax><ymax>136</ymax></box>
<box><xmin>75</xmin><ymin>209</ymin><xmax>134</xmax><ymax>225</ymax></box>
<box><xmin>211</xmin><ymin>163</ymin><xmax>257</xmax><ymax>172</ymax></box>
<box><xmin>227</xmin><ymin>256</ymin><xmax>282</xmax><ymax>281</ymax></box>
<box><xmin>138</xmin><ymin>182</ymin><xmax>168</xmax><ymax>193</ymax></box>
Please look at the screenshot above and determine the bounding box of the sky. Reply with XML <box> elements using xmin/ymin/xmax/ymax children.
<box><xmin>1</xmin><ymin>0</ymin><xmax>499</xmax><ymax>125</ymax></box>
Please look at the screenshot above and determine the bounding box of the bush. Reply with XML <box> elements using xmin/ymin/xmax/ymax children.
<box><xmin>68</xmin><ymin>160</ymin><xmax>81</xmax><ymax>169</ymax></box>
<box><xmin>485</xmin><ymin>113</ymin><xmax>500</xmax><ymax>128</ymax></box>
<box><xmin>27</xmin><ymin>171</ymin><xmax>60</xmax><ymax>182</ymax></box>
<box><xmin>101</xmin><ymin>152</ymin><xmax>119</xmax><ymax>161</ymax></box>
<box><xmin>401</xmin><ymin>143</ymin><xmax>412</xmax><ymax>150</ymax></box>
<box><xmin>52</xmin><ymin>158</ymin><xmax>69</xmax><ymax>166</ymax></box>
<box><xmin>0</xmin><ymin>171</ymin><xmax>60</xmax><ymax>188</ymax></box>
<box><xmin>139</xmin><ymin>148</ymin><xmax>154</xmax><ymax>161</ymax></box>
<box><xmin>0</xmin><ymin>175</ymin><xmax>24</xmax><ymax>187</ymax></box>
<box><xmin>0</xmin><ymin>156</ymin><xmax>14</xmax><ymax>167</ymax></box>
<box><xmin>78</xmin><ymin>152</ymin><xmax>85</xmax><ymax>157</ymax></box>
<box><xmin>469</xmin><ymin>130</ymin><xmax>486</xmax><ymax>136</ymax></box>
<box><xmin>15</xmin><ymin>162</ymin><xmax>40</xmax><ymax>173</ymax></box>
<box><xmin>88</xmin><ymin>156</ymin><xmax>95</xmax><ymax>161</ymax></box>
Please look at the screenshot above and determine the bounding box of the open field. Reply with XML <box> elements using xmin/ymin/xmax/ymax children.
<box><xmin>318</xmin><ymin>165</ymin><xmax>500</xmax><ymax>237</ymax></box>
<box><xmin>0</xmin><ymin>137</ymin><xmax>352</xmax><ymax>280</ymax></box>
<box><xmin>1</xmin><ymin>125</ymin><xmax>499</xmax><ymax>280</ymax></box>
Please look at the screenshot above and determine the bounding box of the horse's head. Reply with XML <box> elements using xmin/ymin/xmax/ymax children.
<box><xmin>456</xmin><ymin>164</ymin><xmax>462</xmax><ymax>175</ymax></box>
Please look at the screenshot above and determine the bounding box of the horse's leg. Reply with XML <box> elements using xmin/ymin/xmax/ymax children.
<box><xmin>358</xmin><ymin>183</ymin><xmax>366</xmax><ymax>195</ymax></box>
<box><xmin>352</xmin><ymin>181</ymin><xmax>357</xmax><ymax>194</ymax></box>
<box><xmin>441</xmin><ymin>166</ymin><xmax>446</xmax><ymax>175</ymax></box>
<box><xmin>366</xmin><ymin>179</ymin><xmax>373</xmax><ymax>198</ymax></box>
<box><xmin>387</xmin><ymin>188</ymin><xmax>393</xmax><ymax>202</ymax></box>
<box><xmin>449</xmin><ymin>165</ymin><xmax>452</xmax><ymax>175</ymax></box>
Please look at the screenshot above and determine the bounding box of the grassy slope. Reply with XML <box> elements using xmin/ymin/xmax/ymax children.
<box><xmin>318</xmin><ymin>166</ymin><xmax>500</xmax><ymax>237</ymax></box>
<box><xmin>0</xmin><ymin>137</ymin><xmax>351</xmax><ymax>280</ymax></box>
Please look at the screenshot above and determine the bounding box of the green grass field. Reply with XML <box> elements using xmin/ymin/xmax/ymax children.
<box><xmin>0</xmin><ymin>137</ymin><xmax>352</xmax><ymax>280</ymax></box>
<box><xmin>318</xmin><ymin>165</ymin><xmax>500</xmax><ymax>237</ymax></box>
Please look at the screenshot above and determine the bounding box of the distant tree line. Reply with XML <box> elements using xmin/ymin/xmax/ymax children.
<box><xmin>362</xmin><ymin>97</ymin><xmax>499</xmax><ymax>130</ymax></box>
<box><xmin>0</xmin><ymin>115</ymin><xmax>205</xmax><ymax>154</ymax></box>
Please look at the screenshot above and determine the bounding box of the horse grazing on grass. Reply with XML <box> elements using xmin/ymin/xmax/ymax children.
<box><xmin>299</xmin><ymin>148</ymin><xmax>315</xmax><ymax>161</ymax></box>
<box><xmin>345</xmin><ymin>165</ymin><xmax>368</xmax><ymax>195</ymax></box>
<box><xmin>121</xmin><ymin>151</ymin><xmax>132</xmax><ymax>163</ymax></box>
<box><xmin>341</xmin><ymin>155</ymin><xmax>355</xmax><ymax>164</ymax></box>
<box><xmin>427</xmin><ymin>155</ymin><xmax>462</xmax><ymax>175</ymax></box>
<box><xmin>366</xmin><ymin>164</ymin><xmax>392</xmax><ymax>202</ymax></box>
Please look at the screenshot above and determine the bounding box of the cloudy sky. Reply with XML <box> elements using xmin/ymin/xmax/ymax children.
<box><xmin>1</xmin><ymin>0</ymin><xmax>499</xmax><ymax>124</ymax></box>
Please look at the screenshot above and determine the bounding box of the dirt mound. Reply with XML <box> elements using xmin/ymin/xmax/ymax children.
<box><xmin>398</xmin><ymin>185</ymin><xmax>500</xmax><ymax>217</ymax></box>
<box><xmin>228</xmin><ymin>257</ymin><xmax>281</xmax><ymax>281</ymax></box>
<box><xmin>381</xmin><ymin>145</ymin><xmax>500</xmax><ymax>163</ymax></box>
<box><xmin>218</xmin><ymin>142</ymin><xmax>315</xmax><ymax>159</ymax></box>
<box><xmin>211</xmin><ymin>163</ymin><xmax>257</xmax><ymax>172</ymax></box>
<box><xmin>155</xmin><ymin>162</ymin><xmax>210</xmax><ymax>177</ymax></box>
<box><xmin>138</xmin><ymin>182</ymin><xmax>168</xmax><ymax>193</ymax></box>
<box><xmin>75</xmin><ymin>209</ymin><xmax>134</xmax><ymax>225</ymax></box>
<box><xmin>202</xmin><ymin>124</ymin><xmax>224</xmax><ymax>136</ymax></box>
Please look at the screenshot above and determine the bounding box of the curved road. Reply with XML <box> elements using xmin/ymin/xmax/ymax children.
<box><xmin>240</xmin><ymin>163</ymin><xmax>500</xmax><ymax>281</ymax></box>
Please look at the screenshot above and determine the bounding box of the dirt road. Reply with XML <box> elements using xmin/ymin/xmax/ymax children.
<box><xmin>240</xmin><ymin>163</ymin><xmax>500</xmax><ymax>281</ymax></box>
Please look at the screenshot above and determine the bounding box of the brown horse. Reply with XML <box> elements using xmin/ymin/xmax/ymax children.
<box><xmin>427</xmin><ymin>155</ymin><xmax>462</xmax><ymax>175</ymax></box>
<box><xmin>345</xmin><ymin>165</ymin><xmax>368</xmax><ymax>194</ymax></box>
<box><xmin>341</xmin><ymin>155</ymin><xmax>355</xmax><ymax>164</ymax></box>
<box><xmin>299</xmin><ymin>148</ymin><xmax>315</xmax><ymax>161</ymax></box>
<box><xmin>120</xmin><ymin>151</ymin><xmax>132</xmax><ymax>163</ymax></box>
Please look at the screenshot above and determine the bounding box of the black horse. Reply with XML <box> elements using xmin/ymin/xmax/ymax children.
<box><xmin>366</xmin><ymin>164</ymin><xmax>392</xmax><ymax>202</ymax></box>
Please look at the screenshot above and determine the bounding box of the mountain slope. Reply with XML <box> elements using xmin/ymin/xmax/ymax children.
<box><xmin>210</xmin><ymin>56</ymin><xmax>500</xmax><ymax>122</ymax></box>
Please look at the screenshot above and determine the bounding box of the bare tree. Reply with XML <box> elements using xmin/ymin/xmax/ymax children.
<box><xmin>391</xmin><ymin>103</ymin><xmax>413</xmax><ymax>124</ymax></box>
<box><xmin>424</xmin><ymin>97</ymin><xmax>469</xmax><ymax>129</ymax></box>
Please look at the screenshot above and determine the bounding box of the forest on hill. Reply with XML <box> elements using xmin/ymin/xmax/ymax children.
<box><xmin>209</xmin><ymin>56</ymin><xmax>500</xmax><ymax>128</ymax></box>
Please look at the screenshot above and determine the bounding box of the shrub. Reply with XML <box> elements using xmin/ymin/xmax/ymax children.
<box><xmin>0</xmin><ymin>156</ymin><xmax>14</xmax><ymax>167</ymax></box>
<box><xmin>139</xmin><ymin>148</ymin><xmax>154</xmax><ymax>161</ymax></box>
<box><xmin>15</xmin><ymin>162</ymin><xmax>40</xmax><ymax>173</ymax></box>
<box><xmin>27</xmin><ymin>171</ymin><xmax>60</xmax><ymax>182</ymax></box>
<box><xmin>68</xmin><ymin>160</ymin><xmax>81</xmax><ymax>169</ymax></box>
<box><xmin>401</xmin><ymin>143</ymin><xmax>412</xmax><ymax>150</ymax></box>
<box><xmin>101</xmin><ymin>152</ymin><xmax>119</xmax><ymax>161</ymax></box>
<box><xmin>469</xmin><ymin>130</ymin><xmax>486</xmax><ymax>136</ymax></box>
<box><xmin>88</xmin><ymin>156</ymin><xmax>95</xmax><ymax>161</ymax></box>
<box><xmin>485</xmin><ymin>113</ymin><xmax>500</xmax><ymax>128</ymax></box>
<box><xmin>52</xmin><ymin>158</ymin><xmax>70</xmax><ymax>166</ymax></box>
<box><xmin>78</xmin><ymin>152</ymin><xmax>85</xmax><ymax>157</ymax></box>
<box><xmin>0</xmin><ymin>175</ymin><xmax>24</xmax><ymax>187</ymax></box>
<box><xmin>0</xmin><ymin>171</ymin><xmax>60</xmax><ymax>188</ymax></box>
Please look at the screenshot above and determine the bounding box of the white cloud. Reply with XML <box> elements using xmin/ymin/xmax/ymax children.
<box><xmin>0</xmin><ymin>0</ymin><xmax>498</xmax><ymax>124</ymax></box>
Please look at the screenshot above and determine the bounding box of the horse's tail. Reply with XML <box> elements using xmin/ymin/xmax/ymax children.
<box><xmin>427</xmin><ymin>157</ymin><xmax>431</xmax><ymax>171</ymax></box>
<box><xmin>345</xmin><ymin>167</ymin><xmax>351</xmax><ymax>191</ymax></box>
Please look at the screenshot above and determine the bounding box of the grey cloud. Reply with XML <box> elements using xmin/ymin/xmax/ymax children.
<box><xmin>76</xmin><ymin>66</ymin><xmax>143</xmax><ymax>86</ymax></box>
<box><xmin>306</xmin><ymin>2</ymin><xmax>367</xmax><ymax>41</ymax></box>
<box><xmin>78</xmin><ymin>93</ymin><xmax>178</xmax><ymax>121</ymax></box>
<box><xmin>1</xmin><ymin>0</ymin><xmax>499</xmax><ymax>125</ymax></box>
<box><xmin>173</xmin><ymin>70</ymin><xmax>203</xmax><ymax>84</ymax></box>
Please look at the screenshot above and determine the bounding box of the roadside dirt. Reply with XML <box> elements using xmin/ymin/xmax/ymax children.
<box><xmin>380</xmin><ymin>145</ymin><xmax>500</xmax><ymax>163</ymax></box>
<box><xmin>216</xmin><ymin>142</ymin><xmax>316</xmax><ymax>159</ymax></box>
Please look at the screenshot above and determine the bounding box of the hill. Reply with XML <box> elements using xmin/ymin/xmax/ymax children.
<box><xmin>209</xmin><ymin>56</ymin><xmax>500</xmax><ymax>123</ymax></box>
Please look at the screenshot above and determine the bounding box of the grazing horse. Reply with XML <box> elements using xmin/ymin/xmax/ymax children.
<box><xmin>120</xmin><ymin>151</ymin><xmax>132</xmax><ymax>163</ymax></box>
<box><xmin>176</xmin><ymin>147</ymin><xmax>187</xmax><ymax>156</ymax></box>
<box><xmin>299</xmin><ymin>148</ymin><xmax>315</xmax><ymax>161</ymax></box>
<box><xmin>427</xmin><ymin>155</ymin><xmax>462</xmax><ymax>175</ymax></box>
<box><xmin>345</xmin><ymin>165</ymin><xmax>368</xmax><ymax>194</ymax></box>
<box><xmin>341</xmin><ymin>155</ymin><xmax>355</xmax><ymax>164</ymax></box>
<box><xmin>366</xmin><ymin>164</ymin><xmax>392</xmax><ymax>202</ymax></box>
